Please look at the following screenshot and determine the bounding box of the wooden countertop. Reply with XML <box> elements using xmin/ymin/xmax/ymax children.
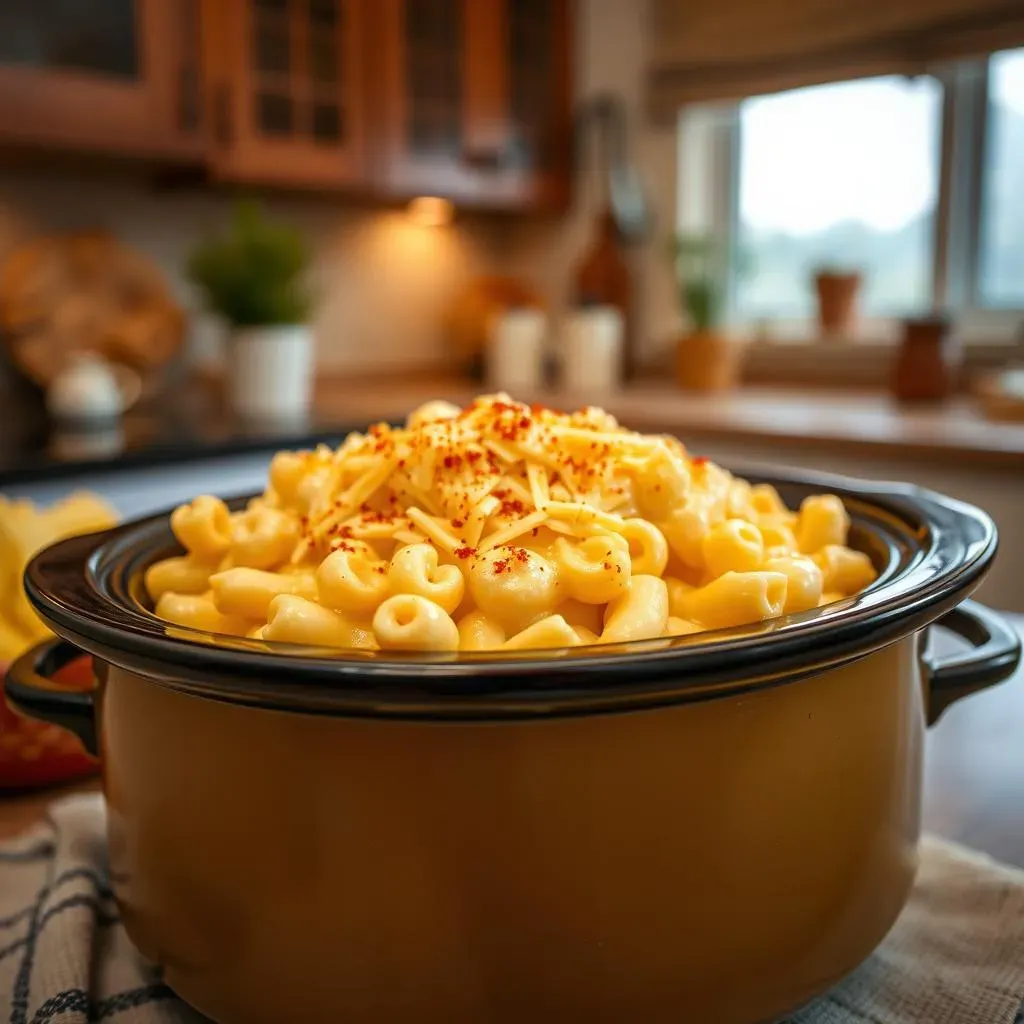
<box><xmin>6</xmin><ymin>378</ymin><xmax>1019</xmax><ymax>489</ymax></box>
<box><xmin>3</xmin><ymin>614</ymin><xmax>1024</xmax><ymax>869</ymax></box>
<box><xmin>313</xmin><ymin>379</ymin><xmax>1024</xmax><ymax>470</ymax></box>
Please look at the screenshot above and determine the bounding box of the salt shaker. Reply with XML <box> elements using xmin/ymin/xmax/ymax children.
<box><xmin>562</xmin><ymin>306</ymin><xmax>624</xmax><ymax>395</ymax></box>
<box><xmin>486</xmin><ymin>307</ymin><xmax>547</xmax><ymax>396</ymax></box>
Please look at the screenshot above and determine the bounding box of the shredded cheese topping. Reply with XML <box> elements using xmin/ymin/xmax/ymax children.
<box><xmin>149</xmin><ymin>392</ymin><xmax>879</xmax><ymax>651</ymax></box>
<box><xmin>289</xmin><ymin>394</ymin><xmax>685</xmax><ymax>564</ymax></box>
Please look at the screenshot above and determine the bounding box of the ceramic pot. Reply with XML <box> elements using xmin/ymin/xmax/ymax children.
<box><xmin>814</xmin><ymin>272</ymin><xmax>862</xmax><ymax>336</ymax></box>
<box><xmin>487</xmin><ymin>308</ymin><xmax>547</xmax><ymax>394</ymax></box>
<box><xmin>892</xmin><ymin>316</ymin><xmax>962</xmax><ymax>403</ymax></box>
<box><xmin>563</xmin><ymin>306</ymin><xmax>624</xmax><ymax>395</ymax></box>
<box><xmin>46</xmin><ymin>352</ymin><xmax>141</xmax><ymax>424</ymax></box>
<box><xmin>6</xmin><ymin>470</ymin><xmax>1019</xmax><ymax>1024</ymax></box>
<box><xmin>675</xmin><ymin>330</ymin><xmax>743</xmax><ymax>392</ymax></box>
<box><xmin>228</xmin><ymin>325</ymin><xmax>313</xmax><ymax>421</ymax></box>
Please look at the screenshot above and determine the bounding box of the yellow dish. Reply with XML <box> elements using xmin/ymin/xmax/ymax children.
<box><xmin>7</xmin><ymin>429</ymin><xmax>1016</xmax><ymax>1024</ymax></box>
<box><xmin>0</xmin><ymin>492</ymin><xmax>117</xmax><ymax>661</ymax></box>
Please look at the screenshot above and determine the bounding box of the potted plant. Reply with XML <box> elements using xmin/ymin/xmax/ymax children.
<box><xmin>812</xmin><ymin>265</ymin><xmax>862</xmax><ymax>336</ymax></box>
<box><xmin>670</xmin><ymin>232</ymin><xmax>744</xmax><ymax>392</ymax></box>
<box><xmin>188</xmin><ymin>202</ymin><xmax>313</xmax><ymax>421</ymax></box>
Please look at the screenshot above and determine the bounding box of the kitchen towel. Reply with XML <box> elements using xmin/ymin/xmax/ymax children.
<box><xmin>2</xmin><ymin>794</ymin><xmax>1024</xmax><ymax>1023</ymax></box>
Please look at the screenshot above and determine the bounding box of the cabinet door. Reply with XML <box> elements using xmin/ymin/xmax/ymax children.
<box><xmin>205</xmin><ymin>0</ymin><xmax>364</xmax><ymax>188</ymax></box>
<box><xmin>377</xmin><ymin>0</ymin><xmax>570</xmax><ymax>210</ymax></box>
<box><xmin>505</xmin><ymin>0</ymin><xmax>572</xmax><ymax>211</ymax></box>
<box><xmin>377</xmin><ymin>0</ymin><xmax>467</xmax><ymax>199</ymax></box>
<box><xmin>0</xmin><ymin>0</ymin><xmax>202</xmax><ymax>158</ymax></box>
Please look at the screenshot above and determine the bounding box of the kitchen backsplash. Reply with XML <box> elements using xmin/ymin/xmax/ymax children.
<box><xmin>0</xmin><ymin>167</ymin><xmax>503</xmax><ymax>376</ymax></box>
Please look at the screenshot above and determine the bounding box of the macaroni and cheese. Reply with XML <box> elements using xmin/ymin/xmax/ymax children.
<box><xmin>147</xmin><ymin>395</ymin><xmax>877</xmax><ymax>651</ymax></box>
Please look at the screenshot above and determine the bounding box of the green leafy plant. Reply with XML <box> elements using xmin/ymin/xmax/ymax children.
<box><xmin>669</xmin><ymin>233</ymin><xmax>743</xmax><ymax>332</ymax></box>
<box><xmin>187</xmin><ymin>202</ymin><xmax>311</xmax><ymax>327</ymax></box>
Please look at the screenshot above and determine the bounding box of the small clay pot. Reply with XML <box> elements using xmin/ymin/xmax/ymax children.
<box><xmin>675</xmin><ymin>330</ymin><xmax>743</xmax><ymax>392</ymax></box>
<box><xmin>892</xmin><ymin>316</ymin><xmax>961</xmax><ymax>403</ymax></box>
<box><xmin>814</xmin><ymin>272</ymin><xmax>861</xmax><ymax>335</ymax></box>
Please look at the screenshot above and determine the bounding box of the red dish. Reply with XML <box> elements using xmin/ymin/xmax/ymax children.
<box><xmin>0</xmin><ymin>654</ymin><xmax>98</xmax><ymax>791</ymax></box>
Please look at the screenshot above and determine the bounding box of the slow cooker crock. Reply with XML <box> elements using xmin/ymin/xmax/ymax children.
<box><xmin>6</xmin><ymin>466</ymin><xmax>1020</xmax><ymax>1024</ymax></box>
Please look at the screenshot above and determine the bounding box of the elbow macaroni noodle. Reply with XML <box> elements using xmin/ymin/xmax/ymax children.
<box><xmin>147</xmin><ymin>394</ymin><xmax>878</xmax><ymax>652</ymax></box>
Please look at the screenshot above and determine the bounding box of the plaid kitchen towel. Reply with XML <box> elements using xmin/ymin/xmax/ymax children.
<box><xmin>0</xmin><ymin>796</ymin><xmax>205</xmax><ymax>1024</ymax></box>
<box><xmin>2</xmin><ymin>795</ymin><xmax>1024</xmax><ymax>1024</ymax></box>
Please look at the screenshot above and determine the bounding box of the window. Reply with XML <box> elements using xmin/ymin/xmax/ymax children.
<box><xmin>736</xmin><ymin>76</ymin><xmax>941</xmax><ymax>320</ymax></box>
<box><xmin>979</xmin><ymin>48</ymin><xmax>1024</xmax><ymax>308</ymax></box>
<box><xmin>683</xmin><ymin>48</ymin><xmax>1024</xmax><ymax>336</ymax></box>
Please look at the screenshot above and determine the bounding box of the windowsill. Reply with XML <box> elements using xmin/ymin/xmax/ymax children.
<box><xmin>719</xmin><ymin>319</ymin><xmax>1022</xmax><ymax>388</ymax></box>
<box><xmin>733</xmin><ymin>318</ymin><xmax>907</xmax><ymax>345</ymax></box>
<box><xmin>744</xmin><ymin>340</ymin><xmax>1016</xmax><ymax>386</ymax></box>
<box><xmin>731</xmin><ymin>313</ymin><xmax>1022</xmax><ymax>345</ymax></box>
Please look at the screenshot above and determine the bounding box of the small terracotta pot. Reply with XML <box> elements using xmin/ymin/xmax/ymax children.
<box><xmin>892</xmin><ymin>316</ymin><xmax>961</xmax><ymax>404</ymax></box>
<box><xmin>814</xmin><ymin>272</ymin><xmax>861</xmax><ymax>335</ymax></box>
<box><xmin>674</xmin><ymin>330</ymin><xmax>742</xmax><ymax>392</ymax></box>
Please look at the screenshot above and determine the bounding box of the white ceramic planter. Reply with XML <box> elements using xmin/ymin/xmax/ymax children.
<box><xmin>562</xmin><ymin>306</ymin><xmax>623</xmax><ymax>395</ymax></box>
<box><xmin>228</xmin><ymin>325</ymin><xmax>313</xmax><ymax>421</ymax></box>
<box><xmin>487</xmin><ymin>308</ymin><xmax>547</xmax><ymax>394</ymax></box>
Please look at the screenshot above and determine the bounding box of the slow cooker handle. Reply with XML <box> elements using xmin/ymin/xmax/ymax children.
<box><xmin>926</xmin><ymin>599</ymin><xmax>1022</xmax><ymax>726</ymax></box>
<box><xmin>4</xmin><ymin>638</ymin><xmax>97</xmax><ymax>756</ymax></box>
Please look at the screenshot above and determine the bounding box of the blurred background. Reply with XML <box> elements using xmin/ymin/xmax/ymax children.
<box><xmin>0</xmin><ymin>0</ymin><xmax>1021</xmax><ymax>608</ymax></box>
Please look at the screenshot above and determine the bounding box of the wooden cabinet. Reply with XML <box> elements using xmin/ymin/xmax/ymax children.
<box><xmin>375</xmin><ymin>0</ymin><xmax>571</xmax><ymax>210</ymax></box>
<box><xmin>0</xmin><ymin>0</ymin><xmax>571</xmax><ymax>210</ymax></box>
<box><xmin>201</xmin><ymin>0</ymin><xmax>365</xmax><ymax>188</ymax></box>
<box><xmin>0</xmin><ymin>0</ymin><xmax>203</xmax><ymax>159</ymax></box>
<box><xmin>504</xmin><ymin>0</ymin><xmax>573</xmax><ymax>210</ymax></box>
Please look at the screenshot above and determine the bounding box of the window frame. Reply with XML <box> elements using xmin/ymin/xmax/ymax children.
<box><xmin>681</xmin><ymin>52</ymin><xmax>1024</xmax><ymax>344</ymax></box>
